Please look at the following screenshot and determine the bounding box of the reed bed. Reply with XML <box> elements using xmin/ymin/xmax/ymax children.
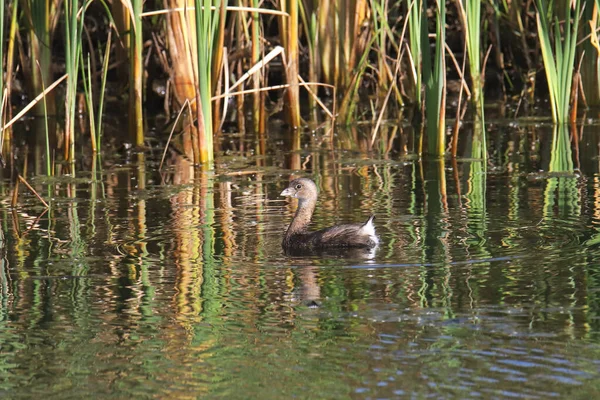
<box><xmin>0</xmin><ymin>0</ymin><xmax>595</xmax><ymax>173</ymax></box>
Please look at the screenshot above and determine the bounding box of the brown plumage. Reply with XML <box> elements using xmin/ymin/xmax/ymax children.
<box><xmin>280</xmin><ymin>178</ymin><xmax>379</xmax><ymax>250</ymax></box>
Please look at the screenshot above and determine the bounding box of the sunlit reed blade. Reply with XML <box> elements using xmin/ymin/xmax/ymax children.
<box><xmin>64</xmin><ymin>0</ymin><xmax>78</xmax><ymax>162</ymax></box>
<box><xmin>422</xmin><ymin>0</ymin><xmax>446</xmax><ymax>156</ymax></box>
<box><xmin>211</xmin><ymin>0</ymin><xmax>227</xmax><ymax>137</ymax></box>
<box><xmin>0</xmin><ymin>89</ymin><xmax>7</xmax><ymax>154</ymax></box>
<box><xmin>193</xmin><ymin>0</ymin><xmax>228</xmax><ymax>165</ymax></box>
<box><xmin>251</xmin><ymin>0</ymin><xmax>263</xmax><ymax>132</ymax></box>
<box><xmin>35</xmin><ymin>61</ymin><xmax>51</xmax><ymax>176</ymax></box>
<box><xmin>81</xmin><ymin>53</ymin><xmax>96</xmax><ymax>152</ymax></box>
<box><xmin>406</xmin><ymin>0</ymin><xmax>422</xmax><ymax>106</ymax></box>
<box><xmin>456</xmin><ymin>0</ymin><xmax>482</xmax><ymax>106</ymax></box>
<box><xmin>536</xmin><ymin>0</ymin><xmax>581</xmax><ymax>124</ymax></box>
<box><xmin>2</xmin><ymin>74</ymin><xmax>68</xmax><ymax>131</ymax></box>
<box><xmin>5</xmin><ymin>0</ymin><xmax>19</xmax><ymax>121</ymax></box>
<box><xmin>17</xmin><ymin>175</ymin><xmax>49</xmax><ymax>208</ymax></box>
<box><xmin>130</xmin><ymin>0</ymin><xmax>144</xmax><ymax>146</ymax></box>
<box><xmin>457</xmin><ymin>0</ymin><xmax>486</xmax><ymax>158</ymax></box>
<box><xmin>296</xmin><ymin>76</ymin><xmax>335</xmax><ymax>120</ymax></box>
<box><xmin>96</xmin><ymin>29</ymin><xmax>112</xmax><ymax>152</ymax></box>
<box><xmin>65</xmin><ymin>0</ymin><xmax>94</xmax><ymax>166</ymax></box>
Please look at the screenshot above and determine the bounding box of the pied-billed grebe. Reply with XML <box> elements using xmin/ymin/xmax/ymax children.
<box><xmin>280</xmin><ymin>178</ymin><xmax>379</xmax><ymax>250</ymax></box>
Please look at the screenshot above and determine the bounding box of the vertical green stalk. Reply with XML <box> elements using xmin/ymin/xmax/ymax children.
<box><xmin>463</xmin><ymin>0</ymin><xmax>482</xmax><ymax>106</ymax></box>
<box><xmin>81</xmin><ymin>53</ymin><xmax>97</xmax><ymax>152</ymax></box>
<box><xmin>423</xmin><ymin>0</ymin><xmax>446</xmax><ymax>156</ymax></box>
<box><xmin>372</xmin><ymin>0</ymin><xmax>388</xmax><ymax>90</ymax></box>
<box><xmin>78</xmin><ymin>26</ymin><xmax>110</xmax><ymax>155</ymax></box>
<box><xmin>536</xmin><ymin>0</ymin><xmax>581</xmax><ymax>124</ymax></box>
<box><xmin>130</xmin><ymin>0</ymin><xmax>144</xmax><ymax>146</ymax></box>
<box><xmin>194</xmin><ymin>0</ymin><xmax>224</xmax><ymax>165</ymax></box>
<box><xmin>5</xmin><ymin>0</ymin><xmax>19</xmax><ymax>119</ymax></box>
<box><xmin>195</xmin><ymin>0</ymin><xmax>213</xmax><ymax>164</ymax></box>
<box><xmin>64</xmin><ymin>0</ymin><xmax>76</xmax><ymax>161</ymax></box>
<box><xmin>1</xmin><ymin>1</ymin><xmax>9</xmax><ymax>156</ymax></box>
<box><xmin>281</xmin><ymin>0</ymin><xmax>301</xmax><ymax>128</ymax></box>
<box><xmin>65</xmin><ymin>0</ymin><xmax>88</xmax><ymax>164</ymax></box>
<box><xmin>462</xmin><ymin>0</ymin><xmax>486</xmax><ymax>158</ymax></box>
<box><xmin>97</xmin><ymin>32</ymin><xmax>111</xmax><ymax>153</ymax></box>
<box><xmin>39</xmin><ymin>64</ymin><xmax>51</xmax><ymax>176</ymax></box>
<box><xmin>251</xmin><ymin>0</ymin><xmax>262</xmax><ymax>132</ymax></box>
<box><xmin>406</xmin><ymin>0</ymin><xmax>422</xmax><ymax>105</ymax></box>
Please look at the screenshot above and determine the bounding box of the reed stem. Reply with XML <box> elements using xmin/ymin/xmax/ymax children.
<box><xmin>536</xmin><ymin>0</ymin><xmax>581</xmax><ymax>124</ymax></box>
<box><xmin>423</xmin><ymin>0</ymin><xmax>446</xmax><ymax>156</ymax></box>
<box><xmin>130</xmin><ymin>0</ymin><xmax>144</xmax><ymax>146</ymax></box>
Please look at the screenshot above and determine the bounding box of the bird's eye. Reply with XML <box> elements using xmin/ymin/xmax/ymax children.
<box><xmin>295</xmin><ymin>184</ymin><xmax>302</xmax><ymax>189</ymax></box>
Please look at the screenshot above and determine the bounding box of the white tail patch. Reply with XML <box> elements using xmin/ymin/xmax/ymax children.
<box><xmin>360</xmin><ymin>216</ymin><xmax>379</xmax><ymax>246</ymax></box>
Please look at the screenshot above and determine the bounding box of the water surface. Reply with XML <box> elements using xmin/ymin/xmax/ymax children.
<box><xmin>2</xmin><ymin>123</ymin><xmax>600</xmax><ymax>398</ymax></box>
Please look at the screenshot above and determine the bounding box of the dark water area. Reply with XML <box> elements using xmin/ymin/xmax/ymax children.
<box><xmin>2</xmin><ymin>121</ymin><xmax>600</xmax><ymax>398</ymax></box>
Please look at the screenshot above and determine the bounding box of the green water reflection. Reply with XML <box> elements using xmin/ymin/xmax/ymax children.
<box><xmin>1</xmin><ymin>124</ymin><xmax>600</xmax><ymax>398</ymax></box>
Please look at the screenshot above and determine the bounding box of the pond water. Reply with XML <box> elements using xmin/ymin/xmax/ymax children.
<box><xmin>2</xmin><ymin>122</ymin><xmax>600</xmax><ymax>398</ymax></box>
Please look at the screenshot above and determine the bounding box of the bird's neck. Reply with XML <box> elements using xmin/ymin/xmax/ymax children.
<box><xmin>287</xmin><ymin>198</ymin><xmax>315</xmax><ymax>234</ymax></box>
